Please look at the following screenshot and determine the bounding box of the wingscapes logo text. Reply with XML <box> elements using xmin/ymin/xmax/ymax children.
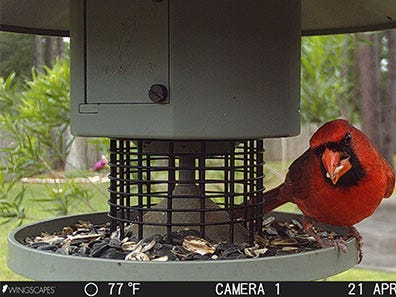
<box><xmin>1</xmin><ymin>284</ymin><xmax>56</xmax><ymax>295</ymax></box>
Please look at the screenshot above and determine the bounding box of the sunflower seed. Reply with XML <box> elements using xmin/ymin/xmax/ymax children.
<box><xmin>125</xmin><ymin>251</ymin><xmax>150</xmax><ymax>261</ymax></box>
<box><xmin>182</xmin><ymin>236</ymin><xmax>216</xmax><ymax>255</ymax></box>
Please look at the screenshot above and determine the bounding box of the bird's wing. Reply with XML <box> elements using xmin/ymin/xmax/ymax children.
<box><xmin>283</xmin><ymin>148</ymin><xmax>316</xmax><ymax>201</ymax></box>
<box><xmin>261</xmin><ymin>149</ymin><xmax>315</xmax><ymax>212</ymax></box>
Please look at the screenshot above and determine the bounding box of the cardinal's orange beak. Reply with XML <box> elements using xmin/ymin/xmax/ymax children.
<box><xmin>322</xmin><ymin>148</ymin><xmax>352</xmax><ymax>185</ymax></box>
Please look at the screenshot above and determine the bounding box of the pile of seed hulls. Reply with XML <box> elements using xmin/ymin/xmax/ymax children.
<box><xmin>23</xmin><ymin>217</ymin><xmax>342</xmax><ymax>261</ymax></box>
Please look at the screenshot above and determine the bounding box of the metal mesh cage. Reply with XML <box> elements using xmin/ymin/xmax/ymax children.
<box><xmin>108</xmin><ymin>139</ymin><xmax>265</xmax><ymax>243</ymax></box>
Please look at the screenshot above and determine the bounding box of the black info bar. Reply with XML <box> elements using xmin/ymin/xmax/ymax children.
<box><xmin>1</xmin><ymin>282</ymin><xmax>395</xmax><ymax>297</ymax></box>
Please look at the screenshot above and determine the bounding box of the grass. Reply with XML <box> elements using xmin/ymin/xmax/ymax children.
<box><xmin>1</xmin><ymin>179</ymin><xmax>396</xmax><ymax>281</ymax></box>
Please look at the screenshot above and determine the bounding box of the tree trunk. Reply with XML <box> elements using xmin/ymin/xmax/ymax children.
<box><xmin>64</xmin><ymin>126</ymin><xmax>102</xmax><ymax>172</ymax></box>
<box><xmin>49</xmin><ymin>126</ymin><xmax>66</xmax><ymax>171</ymax></box>
<box><xmin>65</xmin><ymin>137</ymin><xmax>89</xmax><ymax>171</ymax></box>
<box><xmin>34</xmin><ymin>36</ymin><xmax>64</xmax><ymax>72</ymax></box>
<box><xmin>340</xmin><ymin>35</ymin><xmax>356</xmax><ymax>120</ymax></box>
<box><xmin>34</xmin><ymin>36</ymin><xmax>43</xmax><ymax>73</ymax></box>
<box><xmin>55</xmin><ymin>37</ymin><xmax>65</xmax><ymax>59</ymax></box>
<box><xmin>355</xmin><ymin>33</ymin><xmax>383</xmax><ymax>150</ymax></box>
<box><xmin>383</xmin><ymin>29</ymin><xmax>396</xmax><ymax>167</ymax></box>
<box><xmin>44</xmin><ymin>37</ymin><xmax>54</xmax><ymax>69</ymax></box>
<box><xmin>64</xmin><ymin>126</ymin><xmax>88</xmax><ymax>171</ymax></box>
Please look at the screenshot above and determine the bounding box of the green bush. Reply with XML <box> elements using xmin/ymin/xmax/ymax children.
<box><xmin>301</xmin><ymin>34</ymin><xmax>357</xmax><ymax>123</ymax></box>
<box><xmin>0</xmin><ymin>58</ymin><xmax>100</xmax><ymax>224</ymax></box>
<box><xmin>0</xmin><ymin>58</ymin><xmax>71</xmax><ymax>175</ymax></box>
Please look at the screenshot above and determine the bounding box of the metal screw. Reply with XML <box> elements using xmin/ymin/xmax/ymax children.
<box><xmin>148</xmin><ymin>84</ymin><xmax>168</xmax><ymax>103</ymax></box>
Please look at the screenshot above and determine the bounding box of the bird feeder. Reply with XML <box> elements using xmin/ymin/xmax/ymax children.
<box><xmin>2</xmin><ymin>0</ymin><xmax>396</xmax><ymax>281</ymax></box>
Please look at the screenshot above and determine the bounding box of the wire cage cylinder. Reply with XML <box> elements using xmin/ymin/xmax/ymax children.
<box><xmin>108</xmin><ymin>139</ymin><xmax>265</xmax><ymax>244</ymax></box>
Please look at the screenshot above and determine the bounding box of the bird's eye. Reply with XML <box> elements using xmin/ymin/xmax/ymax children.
<box><xmin>344</xmin><ymin>132</ymin><xmax>352</xmax><ymax>144</ymax></box>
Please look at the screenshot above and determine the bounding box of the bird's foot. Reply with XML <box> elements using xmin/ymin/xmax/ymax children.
<box><xmin>344</xmin><ymin>226</ymin><xmax>364</xmax><ymax>264</ymax></box>
<box><xmin>307</xmin><ymin>228</ymin><xmax>349</xmax><ymax>252</ymax></box>
<box><xmin>302</xmin><ymin>216</ymin><xmax>348</xmax><ymax>253</ymax></box>
<box><xmin>302</xmin><ymin>217</ymin><xmax>364</xmax><ymax>263</ymax></box>
<box><xmin>330</xmin><ymin>238</ymin><xmax>348</xmax><ymax>253</ymax></box>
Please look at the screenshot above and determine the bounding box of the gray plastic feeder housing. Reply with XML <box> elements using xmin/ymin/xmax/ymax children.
<box><xmin>70</xmin><ymin>0</ymin><xmax>301</xmax><ymax>139</ymax></box>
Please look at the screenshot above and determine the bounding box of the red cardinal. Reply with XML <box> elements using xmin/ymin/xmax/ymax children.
<box><xmin>253</xmin><ymin>119</ymin><xmax>395</xmax><ymax>262</ymax></box>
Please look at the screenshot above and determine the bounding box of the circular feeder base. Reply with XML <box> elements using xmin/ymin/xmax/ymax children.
<box><xmin>7</xmin><ymin>211</ymin><xmax>359</xmax><ymax>281</ymax></box>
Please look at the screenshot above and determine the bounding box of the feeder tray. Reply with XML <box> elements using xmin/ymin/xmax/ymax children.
<box><xmin>7</xmin><ymin>211</ymin><xmax>359</xmax><ymax>281</ymax></box>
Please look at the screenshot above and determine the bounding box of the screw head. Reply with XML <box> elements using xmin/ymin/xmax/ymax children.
<box><xmin>148</xmin><ymin>84</ymin><xmax>168</xmax><ymax>103</ymax></box>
